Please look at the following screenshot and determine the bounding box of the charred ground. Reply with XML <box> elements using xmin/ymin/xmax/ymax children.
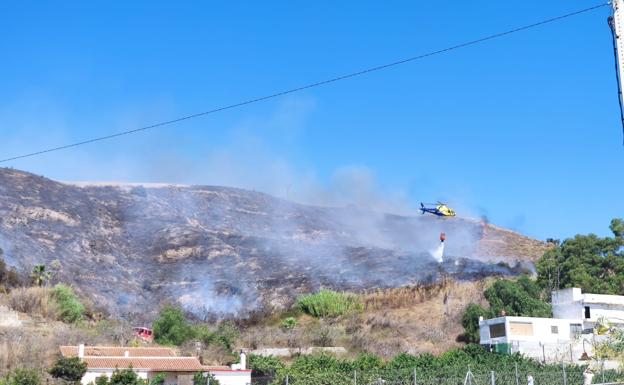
<box><xmin>0</xmin><ymin>168</ymin><xmax>547</xmax><ymax>320</ymax></box>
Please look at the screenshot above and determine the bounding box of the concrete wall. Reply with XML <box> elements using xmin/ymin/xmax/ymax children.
<box><xmin>552</xmin><ymin>288</ymin><xmax>624</xmax><ymax>325</ymax></box>
<box><xmin>81</xmin><ymin>369</ymin><xmax>149</xmax><ymax>385</ymax></box>
<box><xmin>479</xmin><ymin>316</ymin><xmax>581</xmax><ymax>345</ymax></box>
<box><xmin>247</xmin><ymin>347</ymin><xmax>347</xmax><ymax>357</ymax></box>
<box><xmin>210</xmin><ymin>371</ymin><xmax>251</xmax><ymax>385</ymax></box>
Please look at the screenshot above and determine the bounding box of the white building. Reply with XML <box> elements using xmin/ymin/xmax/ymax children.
<box><xmin>60</xmin><ymin>345</ymin><xmax>252</xmax><ymax>385</ymax></box>
<box><xmin>552</xmin><ymin>287</ymin><xmax>624</xmax><ymax>327</ymax></box>
<box><xmin>479</xmin><ymin>288</ymin><xmax>624</xmax><ymax>364</ymax></box>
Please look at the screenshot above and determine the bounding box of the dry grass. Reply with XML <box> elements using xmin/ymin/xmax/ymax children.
<box><xmin>8</xmin><ymin>287</ymin><xmax>59</xmax><ymax>320</ymax></box>
<box><xmin>237</xmin><ymin>279</ymin><xmax>491</xmax><ymax>359</ymax></box>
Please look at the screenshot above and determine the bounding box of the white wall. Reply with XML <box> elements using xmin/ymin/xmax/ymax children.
<box><xmin>82</xmin><ymin>369</ymin><xmax>149</xmax><ymax>385</ymax></box>
<box><xmin>210</xmin><ymin>371</ymin><xmax>251</xmax><ymax>385</ymax></box>
<box><xmin>479</xmin><ymin>317</ymin><xmax>581</xmax><ymax>345</ymax></box>
<box><xmin>552</xmin><ymin>288</ymin><xmax>624</xmax><ymax>325</ymax></box>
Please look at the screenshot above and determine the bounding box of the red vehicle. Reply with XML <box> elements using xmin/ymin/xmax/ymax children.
<box><xmin>133</xmin><ymin>327</ymin><xmax>154</xmax><ymax>342</ymax></box>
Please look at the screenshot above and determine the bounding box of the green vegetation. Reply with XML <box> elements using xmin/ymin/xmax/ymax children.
<box><xmin>297</xmin><ymin>290</ymin><xmax>363</xmax><ymax>318</ymax></box>
<box><xmin>268</xmin><ymin>346</ymin><xmax>611</xmax><ymax>385</ymax></box>
<box><xmin>49</xmin><ymin>357</ymin><xmax>87</xmax><ymax>384</ymax></box>
<box><xmin>148</xmin><ymin>373</ymin><xmax>166</xmax><ymax>385</ymax></box>
<box><xmin>192</xmin><ymin>372</ymin><xmax>220</xmax><ymax>385</ymax></box>
<box><xmin>461</xmin><ymin>218</ymin><xmax>624</xmax><ymax>344</ymax></box>
<box><xmin>461</xmin><ymin>275</ymin><xmax>551</xmax><ymax>343</ymax></box>
<box><xmin>5</xmin><ymin>369</ymin><xmax>41</xmax><ymax>385</ymax></box>
<box><xmin>537</xmin><ymin>218</ymin><xmax>624</xmax><ymax>294</ymax></box>
<box><xmin>52</xmin><ymin>284</ymin><xmax>85</xmax><ymax>323</ymax></box>
<box><xmin>30</xmin><ymin>264</ymin><xmax>51</xmax><ymax>287</ymax></box>
<box><xmin>280</xmin><ymin>317</ymin><xmax>297</xmax><ymax>330</ymax></box>
<box><xmin>153</xmin><ymin>306</ymin><xmax>239</xmax><ymax>350</ymax></box>
<box><xmin>153</xmin><ymin>305</ymin><xmax>196</xmax><ymax>345</ymax></box>
<box><xmin>248</xmin><ymin>354</ymin><xmax>286</xmax><ymax>377</ymax></box>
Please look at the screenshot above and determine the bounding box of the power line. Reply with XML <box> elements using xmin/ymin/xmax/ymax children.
<box><xmin>0</xmin><ymin>3</ymin><xmax>609</xmax><ymax>164</ymax></box>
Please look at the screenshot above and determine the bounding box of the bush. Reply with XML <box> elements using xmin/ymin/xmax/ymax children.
<box><xmin>280</xmin><ymin>317</ymin><xmax>297</xmax><ymax>330</ymax></box>
<box><xmin>109</xmin><ymin>367</ymin><xmax>144</xmax><ymax>385</ymax></box>
<box><xmin>148</xmin><ymin>373</ymin><xmax>165</xmax><ymax>385</ymax></box>
<box><xmin>49</xmin><ymin>356</ymin><xmax>87</xmax><ymax>383</ymax></box>
<box><xmin>52</xmin><ymin>284</ymin><xmax>85</xmax><ymax>323</ymax></box>
<box><xmin>0</xmin><ymin>251</ymin><xmax>22</xmax><ymax>291</ymax></box>
<box><xmin>8</xmin><ymin>287</ymin><xmax>59</xmax><ymax>319</ymax></box>
<box><xmin>7</xmin><ymin>369</ymin><xmax>41</xmax><ymax>385</ymax></box>
<box><xmin>297</xmin><ymin>290</ymin><xmax>363</xmax><ymax>318</ymax></box>
<box><xmin>192</xmin><ymin>372</ymin><xmax>220</xmax><ymax>385</ymax></box>
<box><xmin>248</xmin><ymin>354</ymin><xmax>285</xmax><ymax>377</ymax></box>
<box><xmin>153</xmin><ymin>305</ymin><xmax>195</xmax><ymax>346</ymax></box>
<box><xmin>460</xmin><ymin>303</ymin><xmax>490</xmax><ymax>343</ymax></box>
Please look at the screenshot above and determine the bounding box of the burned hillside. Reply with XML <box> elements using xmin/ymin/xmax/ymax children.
<box><xmin>0</xmin><ymin>168</ymin><xmax>547</xmax><ymax>320</ymax></box>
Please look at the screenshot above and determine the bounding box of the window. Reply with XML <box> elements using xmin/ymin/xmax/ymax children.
<box><xmin>584</xmin><ymin>306</ymin><xmax>591</xmax><ymax>319</ymax></box>
<box><xmin>509</xmin><ymin>322</ymin><xmax>533</xmax><ymax>336</ymax></box>
<box><xmin>489</xmin><ymin>323</ymin><xmax>506</xmax><ymax>338</ymax></box>
<box><xmin>551</xmin><ymin>325</ymin><xmax>559</xmax><ymax>334</ymax></box>
<box><xmin>570</xmin><ymin>324</ymin><xmax>582</xmax><ymax>338</ymax></box>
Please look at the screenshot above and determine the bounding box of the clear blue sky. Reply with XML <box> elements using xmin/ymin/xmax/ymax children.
<box><xmin>1</xmin><ymin>1</ymin><xmax>622</xmax><ymax>240</ymax></box>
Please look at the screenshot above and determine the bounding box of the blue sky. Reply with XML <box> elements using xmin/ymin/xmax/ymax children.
<box><xmin>1</xmin><ymin>1</ymin><xmax>622</xmax><ymax>240</ymax></box>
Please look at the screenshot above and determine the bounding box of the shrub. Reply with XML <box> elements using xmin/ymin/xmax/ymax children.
<box><xmin>49</xmin><ymin>356</ymin><xmax>87</xmax><ymax>383</ymax></box>
<box><xmin>7</xmin><ymin>369</ymin><xmax>41</xmax><ymax>385</ymax></box>
<box><xmin>109</xmin><ymin>367</ymin><xmax>144</xmax><ymax>385</ymax></box>
<box><xmin>280</xmin><ymin>317</ymin><xmax>297</xmax><ymax>330</ymax></box>
<box><xmin>248</xmin><ymin>354</ymin><xmax>285</xmax><ymax>377</ymax></box>
<box><xmin>8</xmin><ymin>287</ymin><xmax>59</xmax><ymax>319</ymax></box>
<box><xmin>52</xmin><ymin>284</ymin><xmax>85</xmax><ymax>323</ymax></box>
<box><xmin>148</xmin><ymin>373</ymin><xmax>165</xmax><ymax>385</ymax></box>
<box><xmin>297</xmin><ymin>290</ymin><xmax>363</xmax><ymax>318</ymax></box>
<box><xmin>153</xmin><ymin>305</ymin><xmax>195</xmax><ymax>346</ymax></box>
<box><xmin>95</xmin><ymin>375</ymin><xmax>109</xmax><ymax>385</ymax></box>
<box><xmin>460</xmin><ymin>303</ymin><xmax>490</xmax><ymax>343</ymax></box>
<box><xmin>192</xmin><ymin>372</ymin><xmax>220</xmax><ymax>385</ymax></box>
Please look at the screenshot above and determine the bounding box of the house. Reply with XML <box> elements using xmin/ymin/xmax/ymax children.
<box><xmin>552</xmin><ymin>287</ymin><xmax>624</xmax><ymax>328</ymax></box>
<box><xmin>478</xmin><ymin>288</ymin><xmax>624</xmax><ymax>364</ymax></box>
<box><xmin>60</xmin><ymin>345</ymin><xmax>252</xmax><ymax>385</ymax></box>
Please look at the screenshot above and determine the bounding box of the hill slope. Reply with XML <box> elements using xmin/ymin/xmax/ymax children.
<box><xmin>0</xmin><ymin>168</ymin><xmax>547</xmax><ymax>320</ymax></box>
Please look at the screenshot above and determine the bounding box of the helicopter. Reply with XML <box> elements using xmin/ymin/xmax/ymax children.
<box><xmin>420</xmin><ymin>202</ymin><xmax>456</xmax><ymax>217</ymax></box>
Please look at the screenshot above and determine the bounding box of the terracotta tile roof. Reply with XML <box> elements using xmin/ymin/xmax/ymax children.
<box><xmin>82</xmin><ymin>357</ymin><xmax>205</xmax><ymax>372</ymax></box>
<box><xmin>60</xmin><ymin>346</ymin><xmax>177</xmax><ymax>358</ymax></box>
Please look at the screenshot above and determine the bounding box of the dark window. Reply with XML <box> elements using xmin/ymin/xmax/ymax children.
<box><xmin>489</xmin><ymin>323</ymin><xmax>506</xmax><ymax>338</ymax></box>
<box><xmin>584</xmin><ymin>306</ymin><xmax>591</xmax><ymax>319</ymax></box>
<box><xmin>570</xmin><ymin>324</ymin><xmax>582</xmax><ymax>338</ymax></box>
<box><xmin>551</xmin><ymin>326</ymin><xmax>559</xmax><ymax>334</ymax></box>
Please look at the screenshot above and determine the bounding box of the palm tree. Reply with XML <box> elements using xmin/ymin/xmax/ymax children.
<box><xmin>31</xmin><ymin>264</ymin><xmax>51</xmax><ymax>287</ymax></box>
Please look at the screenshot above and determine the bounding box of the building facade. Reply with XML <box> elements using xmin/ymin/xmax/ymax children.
<box><xmin>478</xmin><ymin>288</ymin><xmax>624</xmax><ymax>364</ymax></box>
<box><xmin>60</xmin><ymin>345</ymin><xmax>251</xmax><ymax>385</ymax></box>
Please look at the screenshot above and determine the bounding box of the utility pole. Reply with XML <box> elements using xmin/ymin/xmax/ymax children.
<box><xmin>610</xmin><ymin>0</ymin><xmax>624</xmax><ymax>141</ymax></box>
<box><xmin>611</xmin><ymin>0</ymin><xmax>624</xmax><ymax>91</ymax></box>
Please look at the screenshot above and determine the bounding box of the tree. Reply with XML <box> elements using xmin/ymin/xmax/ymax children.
<box><xmin>536</xmin><ymin>218</ymin><xmax>624</xmax><ymax>295</ymax></box>
<box><xmin>109</xmin><ymin>367</ymin><xmax>144</xmax><ymax>385</ymax></box>
<box><xmin>31</xmin><ymin>264</ymin><xmax>51</xmax><ymax>287</ymax></box>
<box><xmin>460</xmin><ymin>275</ymin><xmax>551</xmax><ymax>344</ymax></box>
<box><xmin>484</xmin><ymin>277</ymin><xmax>551</xmax><ymax>318</ymax></box>
<box><xmin>153</xmin><ymin>305</ymin><xmax>195</xmax><ymax>346</ymax></box>
<box><xmin>148</xmin><ymin>373</ymin><xmax>165</xmax><ymax>385</ymax></box>
<box><xmin>49</xmin><ymin>356</ymin><xmax>87</xmax><ymax>384</ymax></box>
<box><xmin>7</xmin><ymin>369</ymin><xmax>41</xmax><ymax>385</ymax></box>
<box><xmin>53</xmin><ymin>284</ymin><xmax>85</xmax><ymax>323</ymax></box>
<box><xmin>460</xmin><ymin>303</ymin><xmax>490</xmax><ymax>343</ymax></box>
